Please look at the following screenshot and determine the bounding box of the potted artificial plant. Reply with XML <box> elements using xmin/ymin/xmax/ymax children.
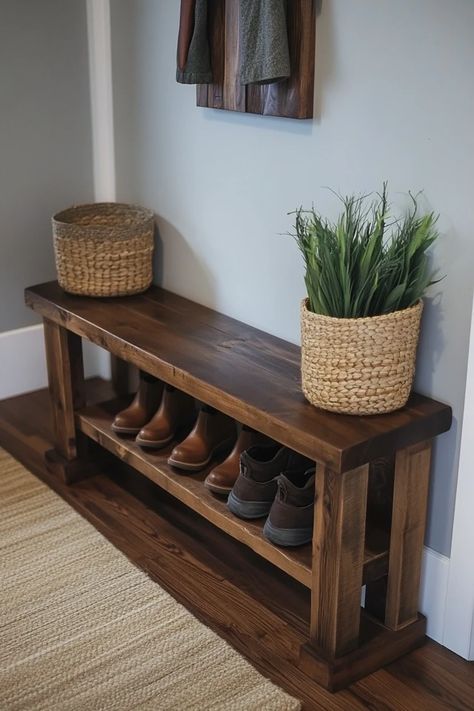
<box><xmin>290</xmin><ymin>184</ymin><xmax>440</xmax><ymax>415</ymax></box>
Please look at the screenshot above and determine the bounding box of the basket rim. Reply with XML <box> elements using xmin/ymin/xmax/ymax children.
<box><xmin>52</xmin><ymin>202</ymin><xmax>154</xmax><ymax>227</ymax></box>
<box><xmin>301</xmin><ymin>297</ymin><xmax>423</xmax><ymax>324</ymax></box>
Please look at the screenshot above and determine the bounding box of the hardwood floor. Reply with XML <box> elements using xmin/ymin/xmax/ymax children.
<box><xmin>0</xmin><ymin>381</ymin><xmax>472</xmax><ymax>710</ymax></box>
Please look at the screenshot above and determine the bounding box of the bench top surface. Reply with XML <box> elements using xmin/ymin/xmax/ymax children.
<box><xmin>25</xmin><ymin>281</ymin><xmax>452</xmax><ymax>472</ymax></box>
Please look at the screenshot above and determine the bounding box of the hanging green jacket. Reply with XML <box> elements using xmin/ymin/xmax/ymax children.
<box><xmin>176</xmin><ymin>0</ymin><xmax>212</xmax><ymax>84</ymax></box>
<box><xmin>239</xmin><ymin>0</ymin><xmax>290</xmax><ymax>85</ymax></box>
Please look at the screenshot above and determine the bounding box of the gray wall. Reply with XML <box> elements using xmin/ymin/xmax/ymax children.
<box><xmin>111</xmin><ymin>0</ymin><xmax>474</xmax><ymax>556</ymax></box>
<box><xmin>0</xmin><ymin>0</ymin><xmax>93</xmax><ymax>331</ymax></box>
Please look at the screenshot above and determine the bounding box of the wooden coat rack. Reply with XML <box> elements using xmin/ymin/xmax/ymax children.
<box><xmin>197</xmin><ymin>0</ymin><xmax>316</xmax><ymax>119</ymax></box>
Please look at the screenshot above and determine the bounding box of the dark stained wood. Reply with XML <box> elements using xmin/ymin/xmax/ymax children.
<box><xmin>246</xmin><ymin>0</ymin><xmax>316</xmax><ymax>118</ymax></box>
<box><xmin>223</xmin><ymin>0</ymin><xmax>245</xmax><ymax>111</ymax></box>
<box><xmin>4</xmin><ymin>384</ymin><xmax>469</xmax><ymax>704</ymax></box>
<box><xmin>42</xmin><ymin>317</ymin><xmax>97</xmax><ymax>483</ymax></box>
<box><xmin>364</xmin><ymin>456</ymin><xmax>396</xmax><ymax>621</ymax></box>
<box><xmin>75</xmin><ymin>397</ymin><xmax>389</xmax><ymax>589</ymax></box>
<box><xmin>301</xmin><ymin>614</ymin><xmax>427</xmax><ymax>693</ymax></box>
<box><xmin>367</xmin><ymin>455</ymin><xmax>395</xmax><ymax>530</ymax></box>
<box><xmin>43</xmin><ymin>318</ymin><xmax>84</xmax><ymax>461</ymax></box>
<box><xmin>396</xmin><ymin>642</ymin><xmax>474</xmax><ymax>709</ymax></box>
<box><xmin>385</xmin><ymin>441</ymin><xmax>433</xmax><ymax>630</ymax></box>
<box><xmin>25</xmin><ymin>282</ymin><xmax>452</xmax><ymax>474</ymax></box>
<box><xmin>22</xmin><ymin>284</ymin><xmax>453</xmax><ymax>693</ymax></box>
<box><xmin>196</xmin><ymin>0</ymin><xmax>316</xmax><ymax>119</ymax></box>
<box><xmin>43</xmin><ymin>440</ymin><xmax>100</xmax><ymax>485</ymax></box>
<box><xmin>77</xmin><ymin>399</ymin><xmax>312</xmax><ymax>586</ymax></box>
<box><xmin>311</xmin><ymin>463</ymin><xmax>369</xmax><ymax>657</ymax></box>
<box><xmin>362</xmin><ymin>526</ymin><xmax>390</xmax><ymax>587</ymax></box>
<box><xmin>196</xmin><ymin>0</ymin><xmax>225</xmax><ymax>109</ymax></box>
<box><xmin>352</xmin><ymin>663</ymin><xmax>455</xmax><ymax>711</ymax></box>
<box><xmin>110</xmin><ymin>355</ymin><xmax>132</xmax><ymax>396</ymax></box>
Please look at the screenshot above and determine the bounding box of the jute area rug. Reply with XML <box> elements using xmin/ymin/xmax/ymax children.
<box><xmin>0</xmin><ymin>448</ymin><xmax>301</xmax><ymax>711</ymax></box>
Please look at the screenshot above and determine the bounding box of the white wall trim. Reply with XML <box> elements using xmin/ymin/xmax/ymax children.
<box><xmin>362</xmin><ymin>545</ymin><xmax>448</xmax><ymax>645</ymax></box>
<box><xmin>420</xmin><ymin>546</ymin><xmax>450</xmax><ymax>644</ymax></box>
<box><xmin>442</xmin><ymin>294</ymin><xmax>474</xmax><ymax>659</ymax></box>
<box><xmin>84</xmin><ymin>0</ymin><xmax>115</xmax><ymax>387</ymax></box>
<box><xmin>0</xmin><ymin>325</ymin><xmax>110</xmax><ymax>400</ymax></box>
<box><xmin>86</xmin><ymin>0</ymin><xmax>116</xmax><ymax>201</ymax></box>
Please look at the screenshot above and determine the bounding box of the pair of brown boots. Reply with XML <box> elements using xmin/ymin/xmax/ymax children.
<box><xmin>111</xmin><ymin>373</ymin><xmax>263</xmax><ymax>494</ymax></box>
<box><xmin>111</xmin><ymin>374</ymin><xmax>193</xmax><ymax>449</ymax></box>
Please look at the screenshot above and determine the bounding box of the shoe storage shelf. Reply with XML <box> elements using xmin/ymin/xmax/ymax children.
<box><xmin>25</xmin><ymin>281</ymin><xmax>452</xmax><ymax>692</ymax></box>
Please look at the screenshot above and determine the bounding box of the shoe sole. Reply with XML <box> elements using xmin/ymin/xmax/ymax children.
<box><xmin>204</xmin><ymin>479</ymin><xmax>233</xmax><ymax>496</ymax></box>
<box><xmin>263</xmin><ymin>519</ymin><xmax>313</xmax><ymax>547</ymax></box>
<box><xmin>136</xmin><ymin>418</ymin><xmax>197</xmax><ymax>450</ymax></box>
<box><xmin>135</xmin><ymin>433</ymin><xmax>174</xmax><ymax>449</ymax></box>
<box><xmin>167</xmin><ymin>438</ymin><xmax>234</xmax><ymax>472</ymax></box>
<box><xmin>111</xmin><ymin>424</ymin><xmax>142</xmax><ymax>435</ymax></box>
<box><xmin>227</xmin><ymin>491</ymin><xmax>272</xmax><ymax>520</ymax></box>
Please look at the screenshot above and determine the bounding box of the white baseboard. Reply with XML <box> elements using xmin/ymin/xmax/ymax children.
<box><xmin>362</xmin><ymin>545</ymin><xmax>449</xmax><ymax>645</ymax></box>
<box><xmin>420</xmin><ymin>546</ymin><xmax>450</xmax><ymax>644</ymax></box>
<box><xmin>0</xmin><ymin>324</ymin><xmax>111</xmax><ymax>400</ymax></box>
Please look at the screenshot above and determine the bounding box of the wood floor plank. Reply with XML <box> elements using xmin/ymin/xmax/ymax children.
<box><xmin>413</xmin><ymin>642</ymin><xmax>474</xmax><ymax>691</ymax></box>
<box><xmin>353</xmin><ymin>668</ymin><xmax>460</xmax><ymax>711</ymax></box>
<box><xmin>386</xmin><ymin>650</ymin><xmax>474</xmax><ymax>710</ymax></box>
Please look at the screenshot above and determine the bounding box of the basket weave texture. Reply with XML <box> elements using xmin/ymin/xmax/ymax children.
<box><xmin>300</xmin><ymin>299</ymin><xmax>423</xmax><ymax>415</ymax></box>
<box><xmin>52</xmin><ymin>203</ymin><xmax>154</xmax><ymax>297</ymax></box>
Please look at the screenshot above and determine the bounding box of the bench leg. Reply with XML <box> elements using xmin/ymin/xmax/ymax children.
<box><xmin>43</xmin><ymin>318</ymin><xmax>93</xmax><ymax>483</ymax></box>
<box><xmin>385</xmin><ymin>440</ymin><xmax>432</xmax><ymax>630</ymax></box>
<box><xmin>111</xmin><ymin>355</ymin><xmax>134</xmax><ymax>396</ymax></box>
<box><xmin>310</xmin><ymin>463</ymin><xmax>369</xmax><ymax>657</ymax></box>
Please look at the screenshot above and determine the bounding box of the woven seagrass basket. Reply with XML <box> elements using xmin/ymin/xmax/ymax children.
<box><xmin>52</xmin><ymin>203</ymin><xmax>154</xmax><ymax>297</ymax></box>
<box><xmin>300</xmin><ymin>299</ymin><xmax>423</xmax><ymax>415</ymax></box>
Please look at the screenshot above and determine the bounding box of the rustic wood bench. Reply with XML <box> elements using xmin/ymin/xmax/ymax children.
<box><xmin>25</xmin><ymin>281</ymin><xmax>452</xmax><ymax>691</ymax></box>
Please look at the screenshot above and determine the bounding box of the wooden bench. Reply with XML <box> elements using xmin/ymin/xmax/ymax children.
<box><xmin>25</xmin><ymin>281</ymin><xmax>452</xmax><ymax>690</ymax></box>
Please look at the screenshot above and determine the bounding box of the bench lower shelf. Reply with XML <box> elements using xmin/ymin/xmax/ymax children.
<box><xmin>59</xmin><ymin>422</ymin><xmax>428</xmax><ymax>693</ymax></box>
<box><xmin>109</xmin><ymin>454</ymin><xmax>427</xmax><ymax>693</ymax></box>
<box><xmin>75</xmin><ymin>399</ymin><xmax>390</xmax><ymax>591</ymax></box>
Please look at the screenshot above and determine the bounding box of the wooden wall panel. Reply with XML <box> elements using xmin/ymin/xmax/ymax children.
<box><xmin>197</xmin><ymin>0</ymin><xmax>316</xmax><ymax>119</ymax></box>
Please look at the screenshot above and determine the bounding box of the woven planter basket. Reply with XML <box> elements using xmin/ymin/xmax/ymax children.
<box><xmin>52</xmin><ymin>203</ymin><xmax>154</xmax><ymax>297</ymax></box>
<box><xmin>300</xmin><ymin>299</ymin><xmax>423</xmax><ymax>415</ymax></box>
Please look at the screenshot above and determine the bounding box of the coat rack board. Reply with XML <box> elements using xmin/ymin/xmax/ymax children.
<box><xmin>196</xmin><ymin>0</ymin><xmax>316</xmax><ymax>119</ymax></box>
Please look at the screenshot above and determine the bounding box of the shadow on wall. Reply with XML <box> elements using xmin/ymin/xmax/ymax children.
<box><xmin>416</xmin><ymin>293</ymin><xmax>458</xmax><ymax>549</ymax></box>
<box><xmin>417</xmin><ymin>294</ymin><xmax>445</xmax><ymax>387</ymax></box>
<box><xmin>426</xmin><ymin>416</ymin><xmax>459</xmax><ymax>549</ymax></box>
<box><xmin>153</xmin><ymin>217</ymin><xmax>216</xmax><ymax>306</ymax></box>
<box><xmin>152</xmin><ymin>220</ymin><xmax>164</xmax><ymax>286</ymax></box>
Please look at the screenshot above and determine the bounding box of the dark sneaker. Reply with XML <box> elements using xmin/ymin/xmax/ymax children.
<box><xmin>227</xmin><ymin>444</ymin><xmax>312</xmax><ymax>520</ymax></box>
<box><xmin>263</xmin><ymin>469</ymin><xmax>315</xmax><ymax>547</ymax></box>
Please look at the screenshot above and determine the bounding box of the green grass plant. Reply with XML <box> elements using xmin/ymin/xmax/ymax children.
<box><xmin>289</xmin><ymin>184</ymin><xmax>440</xmax><ymax>318</ymax></box>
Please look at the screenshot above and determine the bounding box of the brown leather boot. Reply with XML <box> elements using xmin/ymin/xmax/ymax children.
<box><xmin>136</xmin><ymin>385</ymin><xmax>196</xmax><ymax>448</ymax></box>
<box><xmin>204</xmin><ymin>425</ymin><xmax>266</xmax><ymax>495</ymax></box>
<box><xmin>168</xmin><ymin>406</ymin><xmax>236</xmax><ymax>472</ymax></box>
<box><xmin>111</xmin><ymin>372</ymin><xmax>163</xmax><ymax>435</ymax></box>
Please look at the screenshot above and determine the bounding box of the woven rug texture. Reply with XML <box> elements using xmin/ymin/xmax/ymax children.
<box><xmin>0</xmin><ymin>448</ymin><xmax>301</xmax><ymax>711</ymax></box>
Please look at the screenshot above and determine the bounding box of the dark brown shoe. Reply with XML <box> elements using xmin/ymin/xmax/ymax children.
<box><xmin>167</xmin><ymin>406</ymin><xmax>236</xmax><ymax>471</ymax></box>
<box><xmin>263</xmin><ymin>470</ymin><xmax>315</xmax><ymax>547</ymax></box>
<box><xmin>204</xmin><ymin>426</ymin><xmax>267</xmax><ymax>495</ymax></box>
<box><xmin>112</xmin><ymin>372</ymin><xmax>163</xmax><ymax>435</ymax></box>
<box><xmin>227</xmin><ymin>445</ymin><xmax>312</xmax><ymax>519</ymax></box>
<box><xmin>136</xmin><ymin>386</ymin><xmax>196</xmax><ymax>449</ymax></box>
